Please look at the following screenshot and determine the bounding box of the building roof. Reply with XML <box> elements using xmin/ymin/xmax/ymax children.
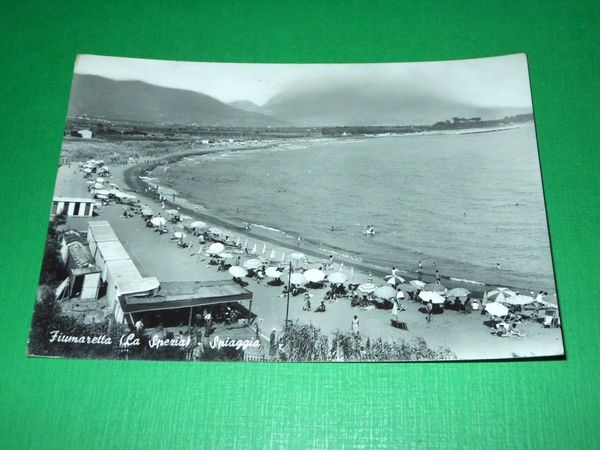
<box><xmin>71</xmin><ymin>266</ymin><xmax>101</xmax><ymax>276</ymax></box>
<box><xmin>119</xmin><ymin>280</ymin><xmax>253</xmax><ymax>313</ymax></box>
<box><xmin>88</xmin><ymin>220</ymin><xmax>119</xmax><ymax>243</ymax></box>
<box><xmin>53</xmin><ymin>165</ymin><xmax>93</xmax><ymax>201</ymax></box>
<box><xmin>62</xmin><ymin>230</ymin><xmax>84</xmax><ymax>245</ymax></box>
<box><xmin>96</xmin><ymin>240</ymin><xmax>130</xmax><ymax>262</ymax></box>
<box><xmin>67</xmin><ymin>242</ymin><xmax>94</xmax><ymax>268</ymax></box>
<box><xmin>105</xmin><ymin>258</ymin><xmax>142</xmax><ymax>285</ymax></box>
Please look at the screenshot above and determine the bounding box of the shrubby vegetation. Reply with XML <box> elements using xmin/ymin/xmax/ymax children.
<box><xmin>276</xmin><ymin>321</ymin><xmax>456</xmax><ymax>362</ymax></box>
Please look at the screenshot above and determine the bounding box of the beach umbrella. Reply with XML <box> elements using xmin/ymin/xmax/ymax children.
<box><xmin>280</xmin><ymin>251</ymin><xmax>286</xmax><ymax>264</ymax></box>
<box><xmin>243</xmin><ymin>258</ymin><xmax>262</xmax><ymax>270</ymax></box>
<box><xmin>328</xmin><ymin>272</ymin><xmax>348</xmax><ymax>284</ymax></box>
<box><xmin>83</xmin><ymin>168</ymin><xmax>92</xmax><ymax>173</ymax></box>
<box><xmin>141</xmin><ymin>206</ymin><xmax>153</xmax><ymax>216</ymax></box>
<box><xmin>219</xmin><ymin>252</ymin><xmax>234</xmax><ymax>259</ymax></box>
<box><xmin>500</xmin><ymin>294</ymin><xmax>534</xmax><ymax>306</ymax></box>
<box><xmin>485</xmin><ymin>302</ymin><xmax>509</xmax><ymax>317</ymax></box>
<box><xmin>262</xmin><ymin>243</ymin><xmax>267</xmax><ymax>254</ymax></box>
<box><xmin>418</xmin><ymin>291</ymin><xmax>445</xmax><ymax>304</ymax></box>
<box><xmin>339</xmin><ymin>262</ymin><xmax>344</xmax><ymax>271</ymax></box>
<box><xmin>290</xmin><ymin>252</ymin><xmax>305</xmax><ymax>260</ymax></box>
<box><xmin>94</xmin><ymin>183</ymin><xmax>104</xmax><ymax>190</ymax></box>
<box><xmin>265</xmin><ymin>267</ymin><xmax>282</xmax><ymax>278</ymax></box>
<box><xmin>190</xmin><ymin>221</ymin><xmax>208</xmax><ymax>230</ymax></box>
<box><xmin>173</xmin><ymin>231</ymin><xmax>186</xmax><ymax>240</ymax></box>
<box><xmin>304</xmin><ymin>269</ymin><xmax>325</xmax><ymax>283</ymax></box>
<box><xmin>488</xmin><ymin>287</ymin><xmax>516</xmax><ymax>301</ymax></box>
<box><xmin>208</xmin><ymin>227</ymin><xmax>221</xmax><ymax>235</ymax></box>
<box><xmin>289</xmin><ymin>273</ymin><xmax>306</xmax><ymax>285</ymax></box>
<box><xmin>207</xmin><ymin>243</ymin><xmax>225</xmax><ymax>255</ymax></box>
<box><xmin>396</xmin><ymin>283</ymin><xmax>418</xmax><ymax>293</ymax></box>
<box><xmin>374</xmin><ymin>285</ymin><xmax>397</xmax><ymax>300</ymax></box>
<box><xmin>447</xmin><ymin>287</ymin><xmax>471</xmax><ymax>298</ymax></box>
<box><xmin>251</xmin><ymin>243</ymin><xmax>257</xmax><ymax>254</ymax></box>
<box><xmin>385</xmin><ymin>274</ymin><xmax>406</xmax><ymax>285</ymax></box>
<box><xmin>350</xmin><ymin>266</ymin><xmax>354</xmax><ymax>282</ymax></box>
<box><xmin>229</xmin><ymin>266</ymin><xmax>248</xmax><ymax>278</ymax></box>
<box><xmin>150</xmin><ymin>217</ymin><xmax>166</xmax><ymax>227</ymax></box>
<box><xmin>423</xmin><ymin>283</ymin><xmax>446</xmax><ymax>293</ymax></box>
<box><xmin>96</xmin><ymin>177</ymin><xmax>105</xmax><ymax>183</ymax></box>
<box><xmin>179</xmin><ymin>215</ymin><xmax>193</xmax><ymax>222</ymax></box>
<box><xmin>358</xmin><ymin>283</ymin><xmax>376</xmax><ymax>294</ymax></box>
<box><xmin>243</xmin><ymin>238</ymin><xmax>248</xmax><ymax>249</ymax></box>
<box><xmin>409</xmin><ymin>280</ymin><xmax>426</xmax><ymax>289</ymax></box>
<box><xmin>269</xmin><ymin>248</ymin><xmax>276</xmax><ymax>260</ymax></box>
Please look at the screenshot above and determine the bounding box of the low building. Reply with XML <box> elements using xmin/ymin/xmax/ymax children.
<box><xmin>117</xmin><ymin>280</ymin><xmax>253</xmax><ymax>329</ymax></box>
<box><xmin>51</xmin><ymin>165</ymin><xmax>94</xmax><ymax>217</ymax></box>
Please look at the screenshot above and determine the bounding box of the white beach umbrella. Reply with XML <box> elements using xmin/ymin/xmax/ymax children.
<box><xmin>500</xmin><ymin>294</ymin><xmax>535</xmax><ymax>306</ymax></box>
<box><xmin>95</xmin><ymin>177</ymin><xmax>106</xmax><ymax>183</ymax></box>
<box><xmin>141</xmin><ymin>206</ymin><xmax>154</xmax><ymax>217</ymax></box>
<box><xmin>290</xmin><ymin>252</ymin><xmax>305</xmax><ymax>260</ymax></box>
<box><xmin>173</xmin><ymin>232</ymin><xmax>186</xmax><ymax>240</ymax></box>
<box><xmin>262</xmin><ymin>243</ymin><xmax>267</xmax><ymax>254</ymax></box>
<box><xmin>229</xmin><ymin>266</ymin><xmax>248</xmax><ymax>278</ymax></box>
<box><xmin>150</xmin><ymin>217</ymin><xmax>166</xmax><ymax>227</ymax></box>
<box><xmin>280</xmin><ymin>251</ymin><xmax>286</xmax><ymax>264</ymax></box>
<box><xmin>374</xmin><ymin>285</ymin><xmax>397</xmax><ymax>300</ymax></box>
<box><xmin>328</xmin><ymin>272</ymin><xmax>348</xmax><ymax>284</ymax></box>
<box><xmin>243</xmin><ymin>258</ymin><xmax>262</xmax><ymax>270</ymax></box>
<box><xmin>447</xmin><ymin>287</ymin><xmax>471</xmax><ymax>298</ymax></box>
<box><xmin>409</xmin><ymin>280</ymin><xmax>426</xmax><ymax>289</ymax></box>
<box><xmin>358</xmin><ymin>283</ymin><xmax>376</xmax><ymax>294</ymax></box>
<box><xmin>207</xmin><ymin>243</ymin><xmax>225</xmax><ymax>255</ymax></box>
<box><xmin>269</xmin><ymin>248</ymin><xmax>276</xmax><ymax>260</ymax></box>
<box><xmin>190</xmin><ymin>221</ymin><xmax>208</xmax><ymax>230</ymax></box>
<box><xmin>289</xmin><ymin>273</ymin><xmax>306</xmax><ymax>285</ymax></box>
<box><xmin>265</xmin><ymin>267</ymin><xmax>282</xmax><ymax>279</ymax></box>
<box><xmin>251</xmin><ymin>243</ymin><xmax>257</xmax><ymax>254</ymax></box>
<box><xmin>94</xmin><ymin>183</ymin><xmax>104</xmax><ymax>189</ymax></box>
<box><xmin>304</xmin><ymin>269</ymin><xmax>325</xmax><ymax>283</ymax></box>
<box><xmin>485</xmin><ymin>302</ymin><xmax>509</xmax><ymax>317</ymax></box>
<box><xmin>418</xmin><ymin>291</ymin><xmax>445</xmax><ymax>304</ymax></box>
<box><xmin>385</xmin><ymin>274</ymin><xmax>406</xmax><ymax>285</ymax></box>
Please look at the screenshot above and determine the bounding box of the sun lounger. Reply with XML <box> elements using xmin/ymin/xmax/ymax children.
<box><xmin>391</xmin><ymin>319</ymin><xmax>408</xmax><ymax>330</ymax></box>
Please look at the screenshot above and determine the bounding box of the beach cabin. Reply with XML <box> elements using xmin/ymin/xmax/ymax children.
<box><xmin>87</xmin><ymin>220</ymin><xmax>118</xmax><ymax>257</ymax></box>
<box><xmin>60</xmin><ymin>239</ymin><xmax>101</xmax><ymax>300</ymax></box>
<box><xmin>104</xmin><ymin>258</ymin><xmax>157</xmax><ymax>309</ymax></box>
<box><xmin>93</xmin><ymin>240</ymin><xmax>130</xmax><ymax>279</ymax></box>
<box><xmin>52</xmin><ymin>165</ymin><xmax>95</xmax><ymax>217</ymax></box>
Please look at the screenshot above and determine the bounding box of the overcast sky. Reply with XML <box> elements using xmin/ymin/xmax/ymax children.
<box><xmin>74</xmin><ymin>53</ymin><xmax>532</xmax><ymax>108</ymax></box>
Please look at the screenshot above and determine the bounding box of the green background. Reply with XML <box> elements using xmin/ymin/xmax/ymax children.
<box><xmin>1</xmin><ymin>1</ymin><xmax>598</xmax><ymax>448</ymax></box>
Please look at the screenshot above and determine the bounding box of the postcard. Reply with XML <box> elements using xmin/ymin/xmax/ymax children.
<box><xmin>27</xmin><ymin>53</ymin><xmax>564</xmax><ymax>362</ymax></box>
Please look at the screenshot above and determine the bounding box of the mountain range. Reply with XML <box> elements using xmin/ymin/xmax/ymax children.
<box><xmin>68</xmin><ymin>74</ymin><xmax>530</xmax><ymax>127</ymax></box>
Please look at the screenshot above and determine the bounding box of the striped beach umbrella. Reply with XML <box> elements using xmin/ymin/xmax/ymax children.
<box><xmin>358</xmin><ymin>283</ymin><xmax>376</xmax><ymax>294</ymax></box>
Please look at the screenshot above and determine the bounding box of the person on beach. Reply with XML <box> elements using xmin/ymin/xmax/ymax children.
<box><xmin>496</xmin><ymin>263</ymin><xmax>501</xmax><ymax>270</ymax></box>
<box><xmin>391</xmin><ymin>300</ymin><xmax>399</xmax><ymax>323</ymax></box>
<box><xmin>435</xmin><ymin>270</ymin><xmax>441</xmax><ymax>284</ymax></box>
<box><xmin>352</xmin><ymin>315</ymin><xmax>360</xmax><ymax>335</ymax></box>
<box><xmin>204</xmin><ymin>310</ymin><xmax>212</xmax><ymax>337</ymax></box>
<box><xmin>418</xmin><ymin>261</ymin><xmax>423</xmax><ymax>273</ymax></box>
<box><xmin>269</xmin><ymin>328</ymin><xmax>277</xmax><ymax>358</ymax></box>
<box><xmin>297</xmin><ymin>234</ymin><xmax>302</xmax><ymax>247</ymax></box>
<box><xmin>426</xmin><ymin>300</ymin><xmax>433</xmax><ymax>323</ymax></box>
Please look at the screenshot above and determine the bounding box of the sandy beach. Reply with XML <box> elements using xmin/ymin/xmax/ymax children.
<box><xmin>61</xmin><ymin>147</ymin><xmax>565</xmax><ymax>361</ymax></box>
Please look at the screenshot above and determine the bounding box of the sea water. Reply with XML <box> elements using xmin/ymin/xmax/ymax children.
<box><xmin>158</xmin><ymin>124</ymin><xmax>556</xmax><ymax>292</ymax></box>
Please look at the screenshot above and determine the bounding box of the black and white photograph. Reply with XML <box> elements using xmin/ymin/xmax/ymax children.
<box><xmin>28</xmin><ymin>53</ymin><xmax>564</xmax><ymax>362</ymax></box>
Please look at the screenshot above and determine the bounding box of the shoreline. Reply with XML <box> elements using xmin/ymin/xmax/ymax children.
<box><xmin>120</xmin><ymin>147</ymin><xmax>550</xmax><ymax>298</ymax></box>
